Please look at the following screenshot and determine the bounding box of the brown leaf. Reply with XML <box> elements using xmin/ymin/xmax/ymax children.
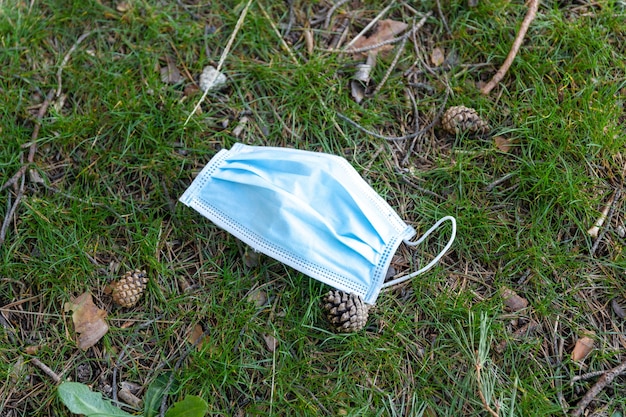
<box><xmin>189</xmin><ymin>324</ymin><xmax>209</xmax><ymax>350</ymax></box>
<box><xmin>501</xmin><ymin>287</ymin><xmax>528</xmax><ymax>312</ymax></box>
<box><xmin>494</xmin><ymin>136</ymin><xmax>513</xmax><ymax>153</ymax></box>
<box><xmin>116</xmin><ymin>2</ymin><xmax>131</xmax><ymax>12</ymax></box>
<box><xmin>160</xmin><ymin>57</ymin><xmax>183</xmax><ymax>85</ymax></box>
<box><xmin>263</xmin><ymin>333</ymin><xmax>278</xmax><ymax>352</ymax></box>
<box><xmin>64</xmin><ymin>293</ymin><xmax>109</xmax><ymax>350</ymax></box>
<box><xmin>247</xmin><ymin>289</ymin><xmax>268</xmax><ymax>307</ymax></box>
<box><xmin>350</xmin><ymin>20</ymin><xmax>408</xmax><ymax>54</ymax></box>
<box><xmin>571</xmin><ymin>334</ymin><xmax>595</xmax><ymax>361</ymax></box>
<box><xmin>431</xmin><ymin>47</ymin><xmax>445</xmax><ymax>67</ymax></box>
<box><xmin>612</xmin><ymin>298</ymin><xmax>626</xmax><ymax>319</ymax></box>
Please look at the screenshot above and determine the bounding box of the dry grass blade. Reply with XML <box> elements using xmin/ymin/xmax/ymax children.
<box><xmin>185</xmin><ymin>0</ymin><xmax>254</xmax><ymax>125</ymax></box>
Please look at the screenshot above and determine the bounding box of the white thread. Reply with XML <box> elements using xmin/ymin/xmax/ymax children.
<box><xmin>381</xmin><ymin>216</ymin><xmax>457</xmax><ymax>288</ymax></box>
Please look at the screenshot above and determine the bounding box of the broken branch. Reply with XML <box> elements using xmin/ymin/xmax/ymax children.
<box><xmin>481</xmin><ymin>0</ymin><xmax>539</xmax><ymax>95</ymax></box>
<box><xmin>571</xmin><ymin>358</ymin><xmax>626</xmax><ymax>417</ymax></box>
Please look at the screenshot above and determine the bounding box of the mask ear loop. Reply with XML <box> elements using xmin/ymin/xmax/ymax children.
<box><xmin>381</xmin><ymin>215</ymin><xmax>457</xmax><ymax>289</ymax></box>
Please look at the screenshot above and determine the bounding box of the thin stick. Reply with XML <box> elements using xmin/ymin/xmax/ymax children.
<box><xmin>570</xmin><ymin>370</ymin><xmax>607</xmax><ymax>385</ymax></box>
<box><xmin>343</xmin><ymin>33</ymin><xmax>409</xmax><ymax>54</ymax></box>
<box><xmin>342</xmin><ymin>1</ymin><xmax>396</xmax><ymax>51</ymax></box>
<box><xmin>185</xmin><ymin>0</ymin><xmax>253</xmax><ymax>126</ymax></box>
<box><xmin>480</xmin><ymin>0</ymin><xmax>539</xmax><ymax>95</ymax></box>
<box><xmin>372</xmin><ymin>14</ymin><xmax>432</xmax><ymax>98</ymax></box>
<box><xmin>56</xmin><ymin>31</ymin><xmax>95</xmax><ymax>98</ymax></box>
<box><xmin>0</xmin><ymin>174</ymin><xmax>25</xmax><ymax>245</ymax></box>
<box><xmin>401</xmin><ymin>176</ymin><xmax>445</xmax><ymax>201</ymax></box>
<box><xmin>337</xmin><ymin>85</ymin><xmax>448</xmax><ymax>142</ymax></box>
<box><xmin>27</xmin><ymin>88</ymin><xmax>55</xmax><ymax>164</ymax></box>
<box><xmin>571</xmin><ymin>358</ymin><xmax>626</xmax><ymax>417</ymax></box>
<box><xmin>29</xmin><ymin>357</ymin><xmax>61</xmax><ymax>384</ymax></box>
<box><xmin>1</xmin><ymin>165</ymin><xmax>28</xmax><ymax>191</ymax></box>
<box><xmin>485</xmin><ymin>172</ymin><xmax>516</xmax><ymax>192</ymax></box>
<box><xmin>324</xmin><ymin>0</ymin><xmax>350</xmax><ymax>29</ymax></box>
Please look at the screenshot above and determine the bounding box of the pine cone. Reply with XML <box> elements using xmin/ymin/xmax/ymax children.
<box><xmin>322</xmin><ymin>290</ymin><xmax>370</xmax><ymax>333</ymax></box>
<box><xmin>111</xmin><ymin>269</ymin><xmax>148</xmax><ymax>307</ymax></box>
<box><xmin>441</xmin><ymin>105</ymin><xmax>490</xmax><ymax>134</ymax></box>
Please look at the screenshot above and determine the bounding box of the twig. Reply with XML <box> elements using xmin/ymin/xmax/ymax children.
<box><xmin>337</xmin><ymin>84</ymin><xmax>448</xmax><ymax>142</ymax></box>
<box><xmin>343</xmin><ymin>33</ymin><xmax>410</xmax><ymax>54</ymax></box>
<box><xmin>0</xmin><ymin>88</ymin><xmax>54</xmax><ymax>247</ymax></box>
<box><xmin>401</xmin><ymin>87</ymin><xmax>420</xmax><ymax>166</ymax></box>
<box><xmin>571</xmin><ymin>358</ymin><xmax>626</xmax><ymax>417</ymax></box>
<box><xmin>570</xmin><ymin>370</ymin><xmax>608</xmax><ymax>385</ymax></box>
<box><xmin>372</xmin><ymin>14</ymin><xmax>431</xmax><ymax>98</ymax></box>
<box><xmin>480</xmin><ymin>0</ymin><xmax>539</xmax><ymax>95</ymax></box>
<box><xmin>324</xmin><ymin>0</ymin><xmax>350</xmax><ymax>29</ymax></box>
<box><xmin>29</xmin><ymin>357</ymin><xmax>61</xmax><ymax>384</ymax></box>
<box><xmin>1</xmin><ymin>165</ymin><xmax>28</xmax><ymax>192</ymax></box>
<box><xmin>0</xmin><ymin>312</ymin><xmax>17</xmax><ymax>344</ymax></box>
<box><xmin>485</xmin><ymin>172</ymin><xmax>516</xmax><ymax>192</ymax></box>
<box><xmin>591</xmin><ymin>189</ymin><xmax>621</xmax><ymax>256</ymax></box>
<box><xmin>400</xmin><ymin>175</ymin><xmax>445</xmax><ymax>201</ymax></box>
<box><xmin>342</xmin><ymin>2</ymin><xmax>396</xmax><ymax>51</ymax></box>
<box><xmin>435</xmin><ymin>0</ymin><xmax>451</xmax><ymax>35</ymax></box>
<box><xmin>0</xmin><ymin>174</ymin><xmax>25</xmax><ymax>246</ymax></box>
<box><xmin>56</xmin><ymin>31</ymin><xmax>95</xmax><ymax>98</ymax></box>
<box><xmin>185</xmin><ymin>0</ymin><xmax>253</xmax><ymax>126</ymax></box>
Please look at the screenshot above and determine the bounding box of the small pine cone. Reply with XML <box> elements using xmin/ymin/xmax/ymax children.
<box><xmin>111</xmin><ymin>269</ymin><xmax>148</xmax><ymax>308</ymax></box>
<box><xmin>322</xmin><ymin>290</ymin><xmax>370</xmax><ymax>333</ymax></box>
<box><xmin>441</xmin><ymin>105</ymin><xmax>490</xmax><ymax>134</ymax></box>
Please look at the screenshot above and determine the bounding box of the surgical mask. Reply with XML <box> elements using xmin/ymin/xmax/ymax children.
<box><xmin>180</xmin><ymin>143</ymin><xmax>456</xmax><ymax>305</ymax></box>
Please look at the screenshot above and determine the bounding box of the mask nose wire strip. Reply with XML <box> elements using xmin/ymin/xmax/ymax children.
<box><xmin>381</xmin><ymin>215</ymin><xmax>457</xmax><ymax>289</ymax></box>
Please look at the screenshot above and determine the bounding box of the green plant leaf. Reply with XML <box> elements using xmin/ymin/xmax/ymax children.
<box><xmin>164</xmin><ymin>395</ymin><xmax>208</xmax><ymax>417</ymax></box>
<box><xmin>57</xmin><ymin>382</ymin><xmax>134</xmax><ymax>417</ymax></box>
<box><xmin>144</xmin><ymin>373</ymin><xmax>178</xmax><ymax>417</ymax></box>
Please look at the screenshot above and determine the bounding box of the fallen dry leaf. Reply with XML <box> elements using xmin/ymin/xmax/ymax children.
<box><xmin>116</xmin><ymin>1</ymin><xmax>131</xmax><ymax>12</ymax></box>
<box><xmin>263</xmin><ymin>333</ymin><xmax>279</xmax><ymax>352</ymax></box>
<box><xmin>571</xmin><ymin>334</ymin><xmax>595</xmax><ymax>361</ymax></box>
<box><xmin>64</xmin><ymin>292</ymin><xmax>109</xmax><ymax>350</ymax></box>
<box><xmin>350</xmin><ymin>19</ymin><xmax>408</xmax><ymax>54</ymax></box>
<box><xmin>160</xmin><ymin>57</ymin><xmax>183</xmax><ymax>85</ymax></box>
<box><xmin>247</xmin><ymin>289</ymin><xmax>268</xmax><ymax>307</ymax></box>
<box><xmin>189</xmin><ymin>324</ymin><xmax>210</xmax><ymax>350</ymax></box>
<box><xmin>501</xmin><ymin>287</ymin><xmax>528</xmax><ymax>312</ymax></box>
<box><xmin>494</xmin><ymin>136</ymin><xmax>513</xmax><ymax>152</ymax></box>
<box><xmin>431</xmin><ymin>47</ymin><xmax>445</xmax><ymax>67</ymax></box>
<box><xmin>611</xmin><ymin>298</ymin><xmax>626</xmax><ymax>319</ymax></box>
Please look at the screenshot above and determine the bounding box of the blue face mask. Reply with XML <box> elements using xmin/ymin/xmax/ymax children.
<box><xmin>180</xmin><ymin>143</ymin><xmax>456</xmax><ymax>305</ymax></box>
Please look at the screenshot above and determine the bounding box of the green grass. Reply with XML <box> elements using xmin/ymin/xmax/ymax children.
<box><xmin>1</xmin><ymin>0</ymin><xmax>626</xmax><ymax>416</ymax></box>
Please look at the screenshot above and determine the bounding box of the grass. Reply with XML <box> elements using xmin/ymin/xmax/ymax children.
<box><xmin>1</xmin><ymin>0</ymin><xmax>626</xmax><ymax>415</ymax></box>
